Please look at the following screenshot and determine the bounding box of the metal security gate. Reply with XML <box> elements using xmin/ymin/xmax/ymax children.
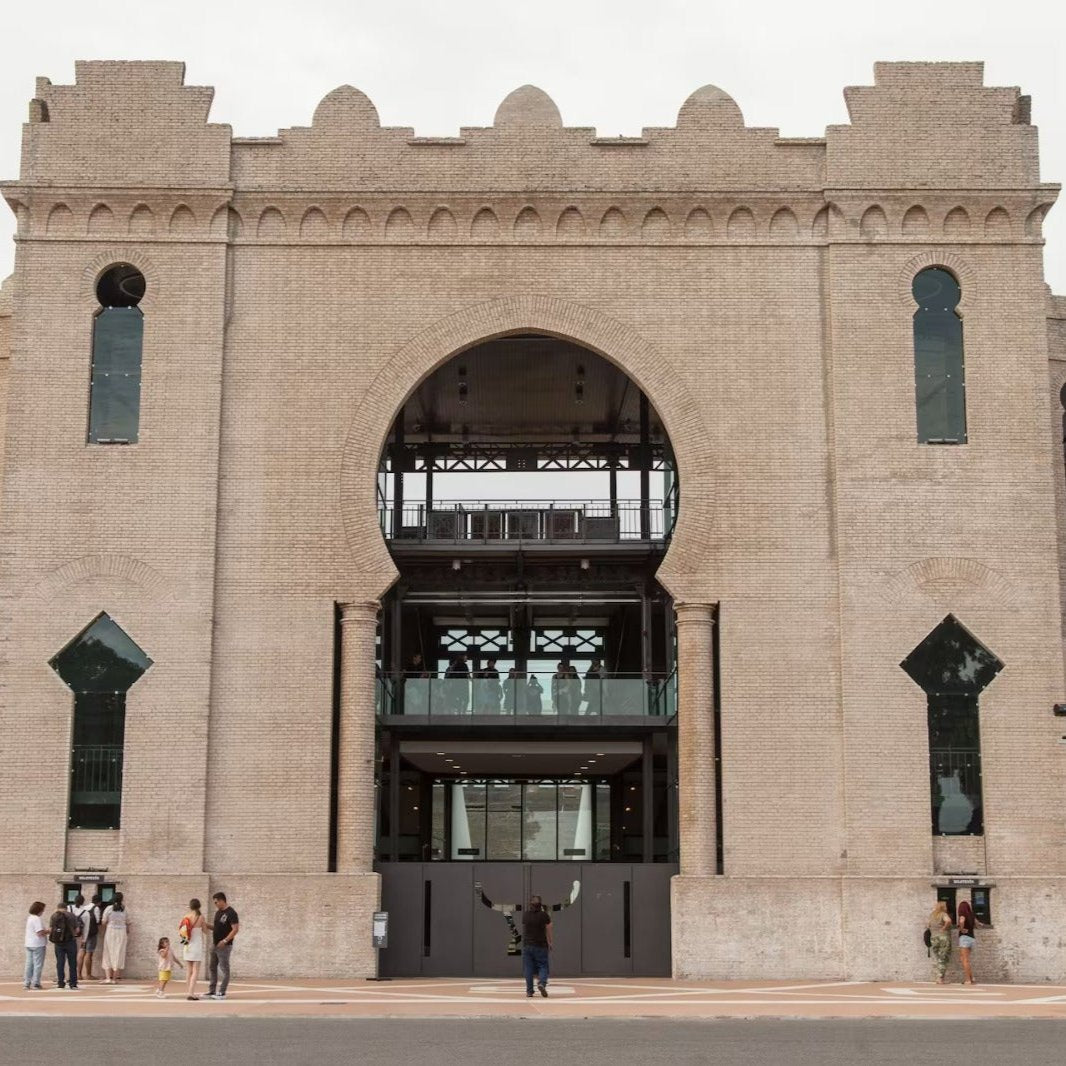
<box><xmin>376</xmin><ymin>862</ymin><xmax>676</xmax><ymax>978</ymax></box>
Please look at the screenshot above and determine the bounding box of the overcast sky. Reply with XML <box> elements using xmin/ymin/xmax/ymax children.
<box><xmin>2</xmin><ymin>0</ymin><xmax>1064</xmax><ymax>290</ymax></box>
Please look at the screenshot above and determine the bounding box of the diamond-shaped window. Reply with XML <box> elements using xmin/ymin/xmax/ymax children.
<box><xmin>50</xmin><ymin>612</ymin><xmax>152</xmax><ymax>694</ymax></box>
<box><xmin>900</xmin><ymin>615</ymin><xmax>1003</xmax><ymax>695</ymax></box>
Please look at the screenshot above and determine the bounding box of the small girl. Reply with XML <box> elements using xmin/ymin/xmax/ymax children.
<box><xmin>156</xmin><ymin>936</ymin><xmax>184</xmax><ymax>997</ymax></box>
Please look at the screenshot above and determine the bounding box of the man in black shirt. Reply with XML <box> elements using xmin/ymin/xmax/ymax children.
<box><xmin>521</xmin><ymin>895</ymin><xmax>552</xmax><ymax>998</ymax></box>
<box><xmin>205</xmin><ymin>892</ymin><xmax>239</xmax><ymax>1000</ymax></box>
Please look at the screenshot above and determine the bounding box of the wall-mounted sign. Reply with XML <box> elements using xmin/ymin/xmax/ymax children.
<box><xmin>372</xmin><ymin>911</ymin><xmax>389</xmax><ymax>949</ymax></box>
<box><xmin>75</xmin><ymin>873</ymin><xmax>105</xmax><ymax>883</ymax></box>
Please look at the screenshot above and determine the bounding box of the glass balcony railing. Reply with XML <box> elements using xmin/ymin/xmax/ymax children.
<box><xmin>379</xmin><ymin>499</ymin><xmax>674</xmax><ymax>544</ymax></box>
<box><xmin>379</xmin><ymin>670</ymin><xmax>677</xmax><ymax>720</ymax></box>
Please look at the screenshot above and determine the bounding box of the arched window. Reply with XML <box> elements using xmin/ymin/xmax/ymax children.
<box><xmin>89</xmin><ymin>264</ymin><xmax>145</xmax><ymax>444</ymax></box>
<box><xmin>49</xmin><ymin>613</ymin><xmax>152</xmax><ymax>829</ymax></box>
<box><xmin>913</xmin><ymin>267</ymin><xmax>966</xmax><ymax>444</ymax></box>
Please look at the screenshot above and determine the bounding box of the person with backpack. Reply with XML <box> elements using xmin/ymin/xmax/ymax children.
<box><xmin>100</xmin><ymin>892</ymin><xmax>130</xmax><ymax>983</ymax></box>
<box><xmin>79</xmin><ymin>894</ymin><xmax>103</xmax><ymax>980</ymax></box>
<box><xmin>68</xmin><ymin>893</ymin><xmax>94</xmax><ymax>982</ymax></box>
<box><xmin>48</xmin><ymin>899</ymin><xmax>80</xmax><ymax>989</ymax></box>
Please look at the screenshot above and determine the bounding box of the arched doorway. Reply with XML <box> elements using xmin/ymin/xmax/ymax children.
<box><xmin>372</xmin><ymin>332</ymin><xmax>680</xmax><ymax>977</ymax></box>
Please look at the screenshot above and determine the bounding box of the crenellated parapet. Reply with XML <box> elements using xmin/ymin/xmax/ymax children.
<box><xmin>1</xmin><ymin>60</ymin><xmax>1058</xmax><ymax>245</ymax></box>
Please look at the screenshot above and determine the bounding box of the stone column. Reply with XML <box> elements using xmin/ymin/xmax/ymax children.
<box><xmin>675</xmin><ymin>602</ymin><xmax>717</xmax><ymax>877</ymax></box>
<box><xmin>336</xmin><ymin>600</ymin><xmax>380</xmax><ymax>872</ymax></box>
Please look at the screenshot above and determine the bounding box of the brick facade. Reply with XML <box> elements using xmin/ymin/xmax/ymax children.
<box><xmin>0</xmin><ymin>60</ymin><xmax>1064</xmax><ymax>980</ymax></box>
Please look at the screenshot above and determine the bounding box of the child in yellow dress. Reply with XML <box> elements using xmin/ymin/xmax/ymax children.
<box><xmin>156</xmin><ymin>936</ymin><xmax>184</xmax><ymax>997</ymax></box>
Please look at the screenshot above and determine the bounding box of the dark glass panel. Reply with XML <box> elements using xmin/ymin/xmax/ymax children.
<box><xmin>96</xmin><ymin>263</ymin><xmax>145</xmax><ymax>308</ymax></box>
<box><xmin>485</xmin><ymin>781</ymin><xmax>522</xmax><ymax>861</ymax></box>
<box><xmin>88</xmin><ymin>308</ymin><xmax>143</xmax><ymax>443</ymax></box>
<box><xmin>523</xmin><ymin>782</ymin><xmax>558</xmax><ymax>860</ymax></box>
<box><xmin>929</xmin><ymin>694</ymin><xmax>983</xmax><ymax>835</ymax></box>
<box><xmin>71</xmin><ymin>692</ymin><xmax>125</xmax><ymax>747</ymax></box>
<box><xmin>69</xmin><ymin>693</ymin><xmax>125</xmax><ymax>830</ymax></box>
<box><xmin>913</xmin><ymin>268</ymin><xmax>966</xmax><ymax>444</ymax></box>
<box><xmin>50</xmin><ymin>612</ymin><xmax>152</xmax><ymax>693</ymax></box>
<box><xmin>900</xmin><ymin>615</ymin><xmax>1003</xmax><ymax>695</ymax></box>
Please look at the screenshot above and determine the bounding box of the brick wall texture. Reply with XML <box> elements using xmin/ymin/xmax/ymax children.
<box><xmin>0</xmin><ymin>60</ymin><xmax>1065</xmax><ymax>980</ymax></box>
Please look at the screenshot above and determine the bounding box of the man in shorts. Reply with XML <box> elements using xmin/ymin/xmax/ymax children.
<box><xmin>71</xmin><ymin>894</ymin><xmax>100</xmax><ymax>981</ymax></box>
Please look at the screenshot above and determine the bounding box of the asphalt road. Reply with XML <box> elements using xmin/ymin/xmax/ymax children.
<box><xmin>1</xmin><ymin>1018</ymin><xmax>1063</xmax><ymax>1065</ymax></box>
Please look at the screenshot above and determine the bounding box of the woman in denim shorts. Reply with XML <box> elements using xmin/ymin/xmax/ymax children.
<box><xmin>957</xmin><ymin>899</ymin><xmax>978</xmax><ymax>984</ymax></box>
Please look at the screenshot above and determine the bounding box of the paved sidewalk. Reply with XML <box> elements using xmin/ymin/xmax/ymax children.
<box><xmin>5</xmin><ymin>977</ymin><xmax>1066</xmax><ymax>1019</ymax></box>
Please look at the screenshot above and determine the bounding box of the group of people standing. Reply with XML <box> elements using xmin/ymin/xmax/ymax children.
<box><xmin>408</xmin><ymin>653</ymin><xmax>607</xmax><ymax>716</ymax></box>
<box><xmin>927</xmin><ymin>898</ymin><xmax>981</xmax><ymax>984</ymax></box>
<box><xmin>23</xmin><ymin>891</ymin><xmax>239</xmax><ymax>1000</ymax></box>
<box><xmin>23</xmin><ymin>892</ymin><xmax>129</xmax><ymax>990</ymax></box>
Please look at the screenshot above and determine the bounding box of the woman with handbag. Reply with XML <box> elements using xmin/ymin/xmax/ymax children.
<box><xmin>927</xmin><ymin>900</ymin><xmax>954</xmax><ymax>984</ymax></box>
<box><xmin>180</xmin><ymin>898</ymin><xmax>207</xmax><ymax>1000</ymax></box>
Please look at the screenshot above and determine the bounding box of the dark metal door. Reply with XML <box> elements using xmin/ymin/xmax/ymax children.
<box><xmin>579</xmin><ymin>864</ymin><xmax>634</xmax><ymax>976</ymax></box>
<box><xmin>376</xmin><ymin>862</ymin><xmax>675</xmax><ymax>977</ymax></box>
<box><xmin>631</xmin><ymin>862</ymin><xmax>675</xmax><ymax>976</ymax></box>
<box><xmin>422</xmin><ymin>863</ymin><xmax>475</xmax><ymax>976</ymax></box>
<box><xmin>529</xmin><ymin>864</ymin><xmax>583</xmax><ymax>979</ymax></box>
<box><xmin>377</xmin><ymin>863</ymin><xmax>425</xmax><ymax>978</ymax></box>
<box><xmin>472</xmin><ymin>863</ymin><xmax>525</xmax><ymax>977</ymax></box>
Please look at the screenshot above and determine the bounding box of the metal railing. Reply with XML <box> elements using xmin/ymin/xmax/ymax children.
<box><xmin>70</xmin><ymin>744</ymin><xmax>124</xmax><ymax>800</ymax></box>
<box><xmin>380</xmin><ymin>670</ymin><xmax>677</xmax><ymax>719</ymax></box>
<box><xmin>379</xmin><ymin>499</ymin><xmax>672</xmax><ymax>543</ymax></box>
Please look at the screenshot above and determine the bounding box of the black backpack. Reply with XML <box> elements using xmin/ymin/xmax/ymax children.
<box><xmin>85</xmin><ymin>906</ymin><xmax>100</xmax><ymax>939</ymax></box>
<box><xmin>49</xmin><ymin>911</ymin><xmax>72</xmax><ymax>944</ymax></box>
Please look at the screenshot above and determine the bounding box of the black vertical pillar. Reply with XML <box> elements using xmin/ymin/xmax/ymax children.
<box><xmin>425</xmin><ymin>456</ymin><xmax>434</xmax><ymax>518</ymax></box>
<box><xmin>388</xmin><ymin>732</ymin><xmax>401</xmax><ymax>863</ymax></box>
<box><xmin>641</xmin><ymin>734</ymin><xmax>654</xmax><ymax>863</ymax></box>
<box><xmin>392</xmin><ymin>406</ymin><xmax>405</xmax><ymax>538</ymax></box>
<box><xmin>640</xmin><ymin>583</ymin><xmax>652</xmax><ymax>680</ymax></box>
<box><xmin>664</xmin><ymin>597</ymin><xmax>676</xmax><ymax>674</ymax></box>
<box><xmin>390</xmin><ymin>586</ymin><xmax>404</xmax><ymax>693</ymax></box>
<box><xmin>639</xmin><ymin>393</ymin><xmax>650</xmax><ymax>540</ymax></box>
<box><xmin>666</xmin><ymin>728</ymin><xmax>679</xmax><ymax>862</ymax></box>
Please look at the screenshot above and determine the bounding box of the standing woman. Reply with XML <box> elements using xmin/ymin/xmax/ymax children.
<box><xmin>927</xmin><ymin>899</ymin><xmax>954</xmax><ymax>984</ymax></box>
<box><xmin>100</xmin><ymin>892</ymin><xmax>130</xmax><ymax>983</ymax></box>
<box><xmin>957</xmin><ymin>899</ymin><xmax>978</xmax><ymax>984</ymax></box>
<box><xmin>180</xmin><ymin>898</ymin><xmax>207</xmax><ymax>1000</ymax></box>
<box><xmin>24</xmin><ymin>901</ymin><xmax>48</xmax><ymax>990</ymax></box>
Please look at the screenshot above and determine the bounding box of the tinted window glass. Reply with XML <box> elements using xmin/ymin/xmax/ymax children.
<box><xmin>52</xmin><ymin>615</ymin><xmax>151</xmax><ymax>832</ymax></box>
<box><xmin>88</xmin><ymin>308</ymin><xmax>143</xmax><ymax>443</ymax></box>
<box><xmin>902</xmin><ymin>616</ymin><xmax>1001</xmax><ymax>837</ymax></box>
<box><xmin>913</xmin><ymin>268</ymin><xmax>966</xmax><ymax>444</ymax></box>
<box><xmin>50</xmin><ymin>612</ymin><xmax>153</xmax><ymax>693</ymax></box>
<box><xmin>900</xmin><ymin>615</ymin><xmax>1003</xmax><ymax>695</ymax></box>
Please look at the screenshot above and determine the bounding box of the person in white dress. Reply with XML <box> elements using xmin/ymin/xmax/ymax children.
<box><xmin>179</xmin><ymin>899</ymin><xmax>207</xmax><ymax>1001</ymax></box>
<box><xmin>100</xmin><ymin>893</ymin><xmax>129</xmax><ymax>982</ymax></box>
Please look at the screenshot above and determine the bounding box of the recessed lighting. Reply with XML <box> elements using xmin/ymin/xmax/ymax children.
<box><xmin>436</xmin><ymin>752</ymin><xmax>446</xmax><ymax>756</ymax></box>
<box><xmin>595</xmin><ymin>753</ymin><xmax>605</xmax><ymax>756</ymax></box>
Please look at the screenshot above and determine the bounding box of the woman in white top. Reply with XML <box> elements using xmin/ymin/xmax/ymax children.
<box><xmin>24</xmin><ymin>901</ymin><xmax>48</xmax><ymax>990</ymax></box>
<box><xmin>180</xmin><ymin>899</ymin><xmax>208</xmax><ymax>1001</ymax></box>
<box><xmin>100</xmin><ymin>893</ymin><xmax>130</xmax><ymax>983</ymax></box>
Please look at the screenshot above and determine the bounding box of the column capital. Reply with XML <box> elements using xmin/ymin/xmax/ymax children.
<box><xmin>339</xmin><ymin>600</ymin><xmax>380</xmax><ymax>625</ymax></box>
<box><xmin>673</xmin><ymin>602</ymin><xmax>716</xmax><ymax>624</ymax></box>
